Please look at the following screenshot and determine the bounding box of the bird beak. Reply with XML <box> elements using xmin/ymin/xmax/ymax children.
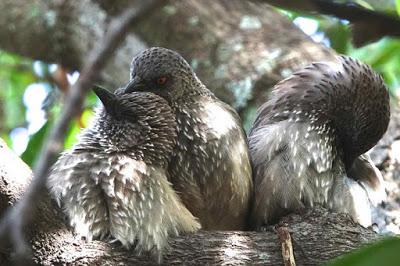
<box><xmin>124</xmin><ymin>77</ymin><xmax>146</xmax><ymax>93</ymax></box>
<box><xmin>93</xmin><ymin>85</ymin><xmax>119</xmax><ymax>116</ymax></box>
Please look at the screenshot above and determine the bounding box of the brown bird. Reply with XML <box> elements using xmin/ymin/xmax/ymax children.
<box><xmin>47</xmin><ymin>85</ymin><xmax>200</xmax><ymax>257</ymax></box>
<box><xmin>125</xmin><ymin>47</ymin><xmax>253</xmax><ymax>230</ymax></box>
<box><xmin>249</xmin><ymin>56</ymin><xmax>389</xmax><ymax>229</ymax></box>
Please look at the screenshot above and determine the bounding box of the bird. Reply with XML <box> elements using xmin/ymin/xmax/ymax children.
<box><xmin>248</xmin><ymin>56</ymin><xmax>390</xmax><ymax>229</ymax></box>
<box><xmin>124</xmin><ymin>47</ymin><xmax>253</xmax><ymax>230</ymax></box>
<box><xmin>47</xmin><ymin>84</ymin><xmax>200</xmax><ymax>257</ymax></box>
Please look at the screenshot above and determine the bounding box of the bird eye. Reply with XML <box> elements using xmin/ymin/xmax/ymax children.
<box><xmin>156</xmin><ymin>76</ymin><xmax>168</xmax><ymax>85</ymax></box>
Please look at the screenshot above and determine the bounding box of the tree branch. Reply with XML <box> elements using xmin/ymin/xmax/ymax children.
<box><xmin>0</xmin><ymin>1</ymin><xmax>165</xmax><ymax>263</ymax></box>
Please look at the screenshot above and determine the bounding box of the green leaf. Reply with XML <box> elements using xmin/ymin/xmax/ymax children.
<box><xmin>64</xmin><ymin>108</ymin><xmax>94</xmax><ymax>149</ymax></box>
<box><xmin>327</xmin><ymin>237</ymin><xmax>400</xmax><ymax>266</ymax></box>
<box><xmin>320</xmin><ymin>20</ymin><xmax>350</xmax><ymax>54</ymax></box>
<box><xmin>350</xmin><ymin>39</ymin><xmax>400</xmax><ymax>67</ymax></box>
<box><xmin>0</xmin><ymin>50</ymin><xmax>37</xmax><ymax>136</ymax></box>
<box><xmin>21</xmin><ymin>122</ymin><xmax>50</xmax><ymax>166</ymax></box>
<box><xmin>0</xmin><ymin>134</ymin><xmax>12</xmax><ymax>147</ymax></box>
<box><xmin>396</xmin><ymin>0</ymin><xmax>400</xmax><ymax>16</ymax></box>
<box><xmin>64</xmin><ymin>119</ymin><xmax>81</xmax><ymax>150</ymax></box>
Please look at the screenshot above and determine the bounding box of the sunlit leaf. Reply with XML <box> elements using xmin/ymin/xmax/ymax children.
<box><xmin>328</xmin><ymin>237</ymin><xmax>400</xmax><ymax>266</ymax></box>
<box><xmin>64</xmin><ymin>108</ymin><xmax>94</xmax><ymax>149</ymax></box>
<box><xmin>0</xmin><ymin>50</ymin><xmax>37</xmax><ymax>135</ymax></box>
<box><xmin>319</xmin><ymin>20</ymin><xmax>350</xmax><ymax>53</ymax></box>
<box><xmin>0</xmin><ymin>134</ymin><xmax>12</xmax><ymax>147</ymax></box>
<box><xmin>21</xmin><ymin>122</ymin><xmax>50</xmax><ymax>166</ymax></box>
<box><xmin>396</xmin><ymin>0</ymin><xmax>400</xmax><ymax>16</ymax></box>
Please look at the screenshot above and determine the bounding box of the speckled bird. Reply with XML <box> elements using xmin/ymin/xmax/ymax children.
<box><xmin>47</xmin><ymin>85</ymin><xmax>200</xmax><ymax>256</ymax></box>
<box><xmin>124</xmin><ymin>47</ymin><xmax>253</xmax><ymax>230</ymax></box>
<box><xmin>249</xmin><ymin>56</ymin><xmax>389</xmax><ymax>229</ymax></box>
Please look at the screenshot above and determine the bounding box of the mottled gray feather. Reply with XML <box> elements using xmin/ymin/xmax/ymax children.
<box><xmin>249</xmin><ymin>56</ymin><xmax>389</xmax><ymax>229</ymax></box>
<box><xmin>48</xmin><ymin>91</ymin><xmax>200</xmax><ymax>257</ymax></box>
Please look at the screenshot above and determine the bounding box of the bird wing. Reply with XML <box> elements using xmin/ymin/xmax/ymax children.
<box><xmin>249</xmin><ymin>120</ymin><xmax>323</xmax><ymax>226</ymax></box>
<box><xmin>47</xmin><ymin>150</ymin><xmax>110</xmax><ymax>240</ymax></box>
<box><xmin>48</xmin><ymin>150</ymin><xmax>199</xmax><ymax>254</ymax></box>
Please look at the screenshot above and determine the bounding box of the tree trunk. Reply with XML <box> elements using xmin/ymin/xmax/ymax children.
<box><xmin>0</xmin><ymin>138</ymin><xmax>379</xmax><ymax>265</ymax></box>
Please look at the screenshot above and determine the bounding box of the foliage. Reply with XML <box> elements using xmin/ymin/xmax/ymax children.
<box><xmin>0</xmin><ymin>52</ymin><xmax>37</xmax><ymax>147</ymax></box>
<box><xmin>0</xmin><ymin>51</ymin><xmax>97</xmax><ymax>166</ymax></box>
<box><xmin>327</xmin><ymin>237</ymin><xmax>400</xmax><ymax>266</ymax></box>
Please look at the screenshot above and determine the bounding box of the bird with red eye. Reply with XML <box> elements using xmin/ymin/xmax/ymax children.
<box><xmin>125</xmin><ymin>47</ymin><xmax>253</xmax><ymax>231</ymax></box>
<box><xmin>155</xmin><ymin>76</ymin><xmax>168</xmax><ymax>86</ymax></box>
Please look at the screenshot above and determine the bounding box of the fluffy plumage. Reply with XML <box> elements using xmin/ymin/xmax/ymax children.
<box><xmin>126</xmin><ymin>47</ymin><xmax>253</xmax><ymax>230</ymax></box>
<box><xmin>249</xmin><ymin>56</ymin><xmax>390</xmax><ymax>228</ymax></box>
<box><xmin>48</xmin><ymin>86</ymin><xmax>200</xmax><ymax>257</ymax></box>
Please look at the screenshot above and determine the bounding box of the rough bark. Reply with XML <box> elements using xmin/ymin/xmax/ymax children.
<box><xmin>0</xmin><ymin>0</ymin><xmax>335</xmax><ymax>126</ymax></box>
<box><xmin>0</xmin><ymin>138</ymin><xmax>380</xmax><ymax>265</ymax></box>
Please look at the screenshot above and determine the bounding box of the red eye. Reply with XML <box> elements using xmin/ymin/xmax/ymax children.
<box><xmin>156</xmin><ymin>76</ymin><xmax>168</xmax><ymax>85</ymax></box>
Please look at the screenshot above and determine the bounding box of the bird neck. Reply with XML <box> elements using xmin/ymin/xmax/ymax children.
<box><xmin>171</xmin><ymin>84</ymin><xmax>215</xmax><ymax>111</ymax></box>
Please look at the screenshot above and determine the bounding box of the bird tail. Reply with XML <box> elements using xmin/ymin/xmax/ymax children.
<box><xmin>347</xmin><ymin>153</ymin><xmax>386</xmax><ymax>206</ymax></box>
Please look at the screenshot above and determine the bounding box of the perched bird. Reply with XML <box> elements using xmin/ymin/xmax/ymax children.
<box><xmin>47</xmin><ymin>85</ymin><xmax>200</xmax><ymax>256</ymax></box>
<box><xmin>124</xmin><ymin>47</ymin><xmax>253</xmax><ymax>230</ymax></box>
<box><xmin>249</xmin><ymin>56</ymin><xmax>390</xmax><ymax>229</ymax></box>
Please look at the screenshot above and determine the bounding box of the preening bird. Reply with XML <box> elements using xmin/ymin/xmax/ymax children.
<box><xmin>125</xmin><ymin>47</ymin><xmax>253</xmax><ymax>230</ymax></box>
<box><xmin>47</xmin><ymin>85</ymin><xmax>200</xmax><ymax>257</ymax></box>
<box><xmin>249</xmin><ymin>56</ymin><xmax>390</xmax><ymax>229</ymax></box>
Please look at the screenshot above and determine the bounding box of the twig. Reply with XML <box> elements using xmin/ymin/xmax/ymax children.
<box><xmin>0</xmin><ymin>0</ymin><xmax>165</xmax><ymax>263</ymax></box>
<box><xmin>277</xmin><ymin>226</ymin><xmax>296</xmax><ymax>266</ymax></box>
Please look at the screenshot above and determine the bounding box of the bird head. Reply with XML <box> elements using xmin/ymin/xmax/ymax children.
<box><xmin>91</xmin><ymin>85</ymin><xmax>177</xmax><ymax>164</ymax></box>
<box><xmin>124</xmin><ymin>47</ymin><xmax>204</xmax><ymax>104</ymax></box>
<box><xmin>320</xmin><ymin>57</ymin><xmax>390</xmax><ymax>170</ymax></box>
<box><xmin>253</xmin><ymin>56</ymin><xmax>390</xmax><ymax>171</ymax></box>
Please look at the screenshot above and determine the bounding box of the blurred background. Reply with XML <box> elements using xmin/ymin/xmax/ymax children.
<box><xmin>1</xmin><ymin>0</ymin><xmax>400</xmax><ymax>236</ymax></box>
